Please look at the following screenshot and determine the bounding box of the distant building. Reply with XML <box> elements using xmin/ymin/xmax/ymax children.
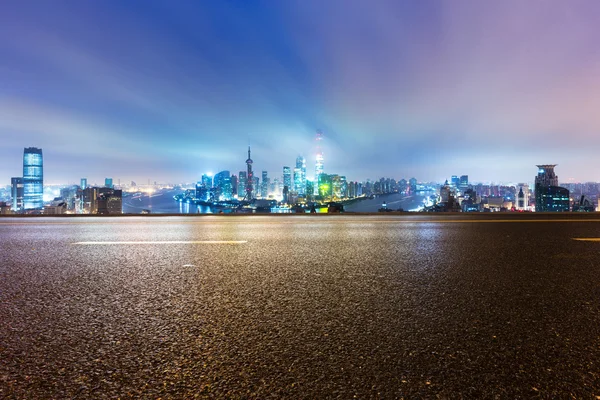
<box><xmin>0</xmin><ymin>201</ymin><xmax>12</xmax><ymax>215</ymax></box>
<box><xmin>516</xmin><ymin>183</ymin><xmax>530</xmax><ymax>211</ymax></box>
<box><xmin>537</xmin><ymin>186</ymin><xmax>570</xmax><ymax>212</ymax></box>
<box><xmin>295</xmin><ymin>156</ymin><xmax>306</xmax><ymax>195</ymax></box>
<box><xmin>80</xmin><ymin>178</ymin><xmax>87</xmax><ymax>190</ymax></box>
<box><xmin>246</xmin><ymin>147</ymin><xmax>254</xmax><ymax>200</ymax></box>
<box><xmin>573</xmin><ymin>195</ymin><xmax>595</xmax><ymax>212</ymax></box>
<box><xmin>261</xmin><ymin>171</ymin><xmax>269</xmax><ymax>198</ymax></box>
<box><xmin>440</xmin><ymin>180</ymin><xmax>452</xmax><ymax>203</ymax></box>
<box><xmin>214</xmin><ymin>171</ymin><xmax>232</xmax><ymax>200</ymax></box>
<box><xmin>83</xmin><ymin>187</ymin><xmax>99</xmax><ymax>214</ymax></box>
<box><xmin>97</xmin><ymin>189</ymin><xmax>122</xmax><ymax>214</ymax></box>
<box><xmin>409</xmin><ymin>177</ymin><xmax>417</xmax><ymax>193</ymax></box>
<box><xmin>283</xmin><ymin>166</ymin><xmax>291</xmax><ymax>192</ymax></box>
<box><xmin>534</xmin><ymin>165</ymin><xmax>569</xmax><ymax>212</ymax></box>
<box><xmin>23</xmin><ymin>147</ymin><xmax>43</xmax><ymax>210</ymax></box>
<box><xmin>237</xmin><ymin>171</ymin><xmax>247</xmax><ymax>199</ymax></box>
<box><xmin>105</xmin><ymin>178</ymin><xmax>113</xmax><ymax>189</ymax></box>
<box><xmin>11</xmin><ymin>177</ymin><xmax>24</xmax><ymax>212</ymax></box>
<box><xmin>451</xmin><ymin>175</ymin><xmax>460</xmax><ymax>188</ymax></box>
<box><xmin>201</xmin><ymin>173</ymin><xmax>213</xmax><ymax>189</ymax></box>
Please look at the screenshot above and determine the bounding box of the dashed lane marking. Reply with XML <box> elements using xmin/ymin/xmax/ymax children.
<box><xmin>72</xmin><ymin>240</ymin><xmax>247</xmax><ymax>245</ymax></box>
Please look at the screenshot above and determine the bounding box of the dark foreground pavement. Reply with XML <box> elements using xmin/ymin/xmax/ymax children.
<box><xmin>1</xmin><ymin>215</ymin><xmax>600</xmax><ymax>398</ymax></box>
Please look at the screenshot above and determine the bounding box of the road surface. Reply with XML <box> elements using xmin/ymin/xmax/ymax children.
<box><xmin>1</xmin><ymin>215</ymin><xmax>600</xmax><ymax>398</ymax></box>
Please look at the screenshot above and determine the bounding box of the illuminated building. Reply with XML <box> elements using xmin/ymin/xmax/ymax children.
<box><xmin>246</xmin><ymin>147</ymin><xmax>254</xmax><ymax>200</ymax></box>
<box><xmin>261</xmin><ymin>171</ymin><xmax>269</xmax><ymax>198</ymax></box>
<box><xmin>80</xmin><ymin>178</ymin><xmax>87</xmax><ymax>190</ymax></box>
<box><xmin>409</xmin><ymin>177</ymin><xmax>417</xmax><ymax>193</ymax></box>
<box><xmin>11</xmin><ymin>177</ymin><xmax>24</xmax><ymax>212</ymax></box>
<box><xmin>451</xmin><ymin>175</ymin><xmax>460</xmax><ymax>188</ymax></box>
<box><xmin>201</xmin><ymin>173</ymin><xmax>213</xmax><ymax>189</ymax></box>
<box><xmin>516</xmin><ymin>183</ymin><xmax>529</xmax><ymax>210</ymax></box>
<box><xmin>23</xmin><ymin>147</ymin><xmax>43</xmax><ymax>210</ymax></box>
<box><xmin>97</xmin><ymin>189</ymin><xmax>122</xmax><ymax>214</ymax></box>
<box><xmin>314</xmin><ymin>131</ymin><xmax>324</xmax><ymax>195</ymax></box>
<box><xmin>440</xmin><ymin>180</ymin><xmax>452</xmax><ymax>202</ymax></box>
<box><xmin>83</xmin><ymin>187</ymin><xmax>99</xmax><ymax>214</ymax></box>
<box><xmin>534</xmin><ymin>165</ymin><xmax>569</xmax><ymax>212</ymax></box>
<box><xmin>230</xmin><ymin>174</ymin><xmax>238</xmax><ymax>196</ymax></box>
<box><xmin>214</xmin><ymin>171</ymin><xmax>232</xmax><ymax>200</ymax></box>
<box><xmin>238</xmin><ymin>171</ymin><xmax>247</xmax><ymax>199</ymax></box>
<box><xmin>105</xmin><ymin>178</ymin><xmax>113</xmax><ymax>189</ymax></box>
<box><xmin>283</xmin><ymin>166</ymin><xmax>291</xmax><ymax>190</ymax></box>
<box><xmin>295</xmin><ymin>156</ymin><xmax>306</xmax><ymax>195</ymax></box>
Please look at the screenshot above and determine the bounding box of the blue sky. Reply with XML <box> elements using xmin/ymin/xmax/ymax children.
<box><xmin>2</xmin><ymin>0</ymin><xmax>600</xmax><ymax>185</ymax></box>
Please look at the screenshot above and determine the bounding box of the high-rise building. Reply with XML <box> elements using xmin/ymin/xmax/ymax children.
<box><xmin>80</xmin><ymin>178</ymin><xmax>88</xmax><ymax>190</ymax></box>
<box><xmin>314</xmin><ymin>131</ymin><xmax>324</xmax><ymax>195</ymax></box>
<box><xmin>238</xmin><ymin>171</ymin><xmax>247</xmax><ymax>199</ymax></box>
<box><xmin>23</xmin><ymin>147</ymin><xmax>43</xmax><ymax>210</ymax></box>
<box><xmin>246</xmin><ymin>147</ymin><xmax>254</xmax><ymax>200</ymax></box>
<box><xmin>214</xmin><ymin>171</ymin><xmax>232</xmax><ymax>200</ymax></box>
<box><xmin>97</xmin><ymin>189</ymin><xmax>122</xmax><ymax>214</ymax></box>
<box><xmin>409</xmin><ymin>178</ymin><xmax>417</xmax><ymax>193</ymax></box>
<box><xmin>451</xmin><ymin>175</ymin><xmax>460</xmax><ymax>188</ymax></box>
<box><xmin>283</xmin><ymin>166</ymin><xmax>291</xmax><ymax>190</ymax></box>
<box><xmin>261</xmin><ymin>171</ymin><xmax>269</xmax><ymax>198</ymax></box>
<box><xmin>230</xmin><ymin>174</ymin><xmax>238</xmax><ymax>196</ymax></box>
<box><xmin>534</xmin><ymin>165</ymin><xmax>569</xmax><ymax>212</ymax></box>
<box><xmin>11</xmin><ymin>177</ymin><xmax>24</xmax><ymax>212</ymax></box>
<box><xmin>201</xmin><ymin>173</ymin><xmax>213</xmax><ymax>189</ymax></box>
<box><xmin>295</xmin><ymin>156</ymin><xmax>306</xmax><ymax>195</ymax></box>
<box><xmin>105</xmin><ymin>178</ymin><xmax>113</xmax><ymax>189</ymax></box>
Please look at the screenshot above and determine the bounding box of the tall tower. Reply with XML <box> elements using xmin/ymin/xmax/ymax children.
<box><xmin>314</xmin><ymin>130</ymin><xmax>324</xmax><ymax>195</ymax></box>
<box><xmin>246</xmin><ymin>146</ymin><xmax>254</xmax><ymax>200</ymax></box>
<box><xmin>23</xmin><ymin>147</ymin><xmax>43</xmax><ymax>210</ymax></box>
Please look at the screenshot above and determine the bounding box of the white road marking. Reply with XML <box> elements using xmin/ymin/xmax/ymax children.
<box><xmin>572</xmin><ymin>238</ymin><xmax>600</xmax><ymax>242</ymax></box>
<box><xmin>72</xmin><ymin>240</ymin><xmax>247</xmax><ymax>245</ymax></box>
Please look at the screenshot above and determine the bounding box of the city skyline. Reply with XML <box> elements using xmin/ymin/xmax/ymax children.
<box><xmin>2</xmin><ymin>1</ymin><xmax>600</xmax><ymax>184</ymax></box>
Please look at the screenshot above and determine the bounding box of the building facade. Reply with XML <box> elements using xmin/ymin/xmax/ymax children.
<box><xmin>23</xmin><ymin>147</ymin><xmax>43</xmax><ymax>210</ymax></box>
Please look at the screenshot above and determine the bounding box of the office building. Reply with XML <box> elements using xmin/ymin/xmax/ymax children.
<box><xmin>105</xmin><ymin>178</ymin><xmax>113</xmax><ymax>189</ymax></box>
<box><xmin>214</xmin><ymin>171</ymin><xmax>232</xmax><ymax>200</ymax></box>
<box><xmin>261</xmin><ymin>171</ymin><xmax>269</xmax><ymax>198</ymax></box>
<box><xmin>314</xmin><ymin>131</ymin><xmax>324</xmax><ymax>195</ymax></box>
<box><xmin>81</xmin><ymin>178</ymin><xmax>87</xmax><ymax>190</ymax></box>
<box><xmin>283</xmin><ymin>166</ymin><xmax>291</xmax><ymax>191</ymax></box>
<box><xmin>97</xmin><ymin>189</ymin><xmax>123</xmax><ymax>214</ymax></box>
<box><xmin>11</xmin><ymin>177</ymin><xmax>24</xmax><ymax>212</ymax></box>
<box><xmin>295</xmin><ymin>156</ymin><xmax>306</xmax><ymax>195</ymax></box>
<box><xmin>534</xmin><ymin>165</ymin><xmax>569</xmax><ymax>212</ymax></box>
<box><xmin>238</xmin><ymin>171</ymin><xmax>247</xmax><ymax>199</ymax></box>
<box><xmin>201</xmin><ymin>173</ymin><xmax>213</xmax><ymax>189</ymax></box>
<box><xmin>23</xmin><ymin>147</ymin><xmax>43</xmax><ymax>210</ymax></box>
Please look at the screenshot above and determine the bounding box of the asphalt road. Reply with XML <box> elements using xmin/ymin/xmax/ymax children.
<box><xmin>1</xmin><ymin>215</ymin><xmax>600</xmax><ymax>398</ymax></box>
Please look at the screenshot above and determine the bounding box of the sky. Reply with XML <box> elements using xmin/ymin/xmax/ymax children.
<box><xmin>2</xmin><ymin>0</ymin><xmax>600</xmax><ymax>185</ymax></box>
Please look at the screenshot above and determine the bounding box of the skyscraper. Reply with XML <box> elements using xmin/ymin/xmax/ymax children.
<box><xmin>11</xmin><ymin>177</ymin><xmax>24</xmax><ymax>212</ymax></box>
<box><xmin>238</xmin><ymin>171</ymin><xmax>247</xmax><ymax>199</ymax></box>
<box><xmin>295</xmin><ymin>155</ymin><xmax>306</xmax><ymax>195</ymax></box>
<box><xmin>261</xmin><ymin>171</ymin><xmax>269</xmax><ymax>198</ymax></box>
<box><xmin>23</xmin><ymin>147</ymin><xmax>43</xmax><ymax>210</ymax></box>
<box><xmin>246</xmin><ymin>147</ymin><xmax>254</xmax><ymax>200</ymax></box>
<box><xmin>314</xmin><ymin>131</ymin><xmax>324</xmax><ymax>195</ymax></box>
<box><xmin>283</xmin><ymin>166</ymin><xmax>291</xmax><ymax>190</ymax></box>
<box><xmin>105</xmin><ymin>178</ymin><xmax>113</xmax><ymax>189</ymax></box>
<box><xmin>80</xmin><ymin>178</ymin><xmax>87</xmax><ymax>190</ymax></box>
<box><xmin>214</xmin><ymin>171</ymin><xmax>232</xmax><ymax>200</ymax></box>
<box><xmin>534</xmin><ymin>165</ymin><xmax>569</xmax><ymax>212</ymax></box>
<box><xmin>201</xmin><ymin>173</ymin><xmax>213</xmax><ymax>189</ymax></box>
